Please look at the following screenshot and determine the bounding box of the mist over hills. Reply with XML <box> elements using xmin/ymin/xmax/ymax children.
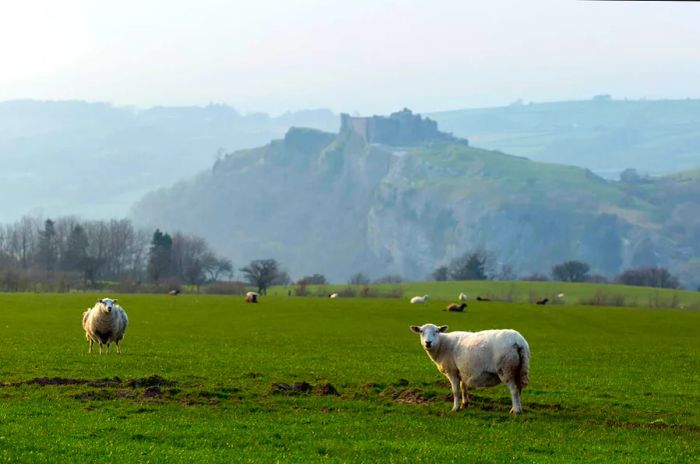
<box><xmin>0</xmin><ymin>100</ymin><xmax>338</xmax><ymax>222</ymax></box>
<box><xmin>3</xmin><ymin>97</ymin><xmax>700</xmax><ymax>224</ymax></box>
<box><xmin>132</xmin><ymin>110</ymin><xmax>700</xmax><ymax>287</ymax></box>
<box><xmin>429</xmin><ymin>96</ymin><xmax>700</xmax><ymax>178</ymax></box>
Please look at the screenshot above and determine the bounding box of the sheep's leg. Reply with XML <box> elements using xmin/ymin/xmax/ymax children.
<box><xmin>446</xmin><ymin>373</ymin><xmax>462</xmax><ymax>412</ymax></box>
<box><xmin>106</xmin><ymin>343</ymin><xmax>110</xmax><ymax>354</ymax></box>
<box><xmin>115</xmin><ymin>341</ymin><xmax>122</xmax><ymax>354</ymax></box>
<box><xmin>506</xmin><ymin>382</ymin><xmax>523</xmax><ymax>414</ymax></box>
<box><xmin>98</xmin><ymin>343</ymin><xmax>103</xmax><ymax>355</ymax></box>
<box><xmin>459</xmin><ymin>380</ymin><xmax>470</xmax><ymax>409</ymax></box>
<box><xmin>88</xmin><ymin>339</ymin><xmax>93</xmax><ymax>354</ymax></box>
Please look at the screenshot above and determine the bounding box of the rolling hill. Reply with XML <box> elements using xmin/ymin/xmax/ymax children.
<box><xmin>429</xmin><ymin>97</ymin><xmax>700</xmax><ymax>178</ymax></box>
<box><xmin>131</xmin><ymin>110</ymin><xmax>700</xmax><ymax>287</ymax></box>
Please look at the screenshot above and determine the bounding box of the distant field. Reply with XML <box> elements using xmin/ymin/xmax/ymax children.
<box><xmin>273</xmin><ymin>280</ymin><xmax>700</xmax><ymax>309</ymax></box>
<box><xmin>0</xmin><ymin>292</ymin><xmax>698</xmax><ymax>462</ymax></box>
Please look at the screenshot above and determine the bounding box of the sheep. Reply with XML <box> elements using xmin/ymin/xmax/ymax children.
<box><xmin>476</xmin><ymin>296</ymin><xmax>491</xmax><ymax>302</ymax></box>
<box><xmin>168</xmin><ymin>289</ymin><xmax>181</xmax><ymax>296</ymax></box>
<box><xmin>458</xmin><ymin>292</ymin><xmax>468</xmax><ymax>301</ymax></box>
<box><xmin>410</xmin><ymin>295</ymin><xmax>429</xmax><ymax>304</ymax></box>
<box><xmin>245</xmin><ymin>291</ymin><xmax>259</xmax><ymax>303</ymax></box>
<box><xmin>409</xmin><ymin>323</ymin><xmax>530</xmax><ymax>414</ymax></box>
<box><xmin>82</xmin><ymin>298</ymin><xmax>128</xmax><ymax>354</ymax></box>
<box><xmin>329</xmin><ymin>293</ymin><xmax>339</xmax><ymax>299</ymax></box>
<box><xmin>535</xmin><ymin>298</ymin><xmax>549</xmax><ymax>305</ymax></box>
<box><xmin>445</xmin><ymin>303</ymin><xmax>467</xmax><ymax>312</ymax></box>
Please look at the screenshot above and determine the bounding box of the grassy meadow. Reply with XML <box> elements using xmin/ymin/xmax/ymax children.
<box><xmin>0</xmin><ymin>291</ymin><xmax>698</xmax><ymax>463</ymax></box>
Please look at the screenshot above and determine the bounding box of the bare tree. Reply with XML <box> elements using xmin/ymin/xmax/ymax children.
<box><xmin>297</xmin><ymin>274</ymin><xmax>327</xmax><ymax>285</ymax></box>
<box><xmin>202</xmin><ymin>253</ymin><xmax>233</xmax><ymax>281</ymax></box>
<box><xmin>551</xmin><ymin>260</ymin><xmax>590</xmax><ymax>282</ymax></box>
<box><xmin>616</xmin><ymin>267</ymin><xmax>680</xmax><ymax>289</ymax></box>
<box><xmin>448</xmin><ymin>250</ymin><xmax>491</xmax><ymax>281</ymax></box>
<box><xmin>348</xmin><ymin>272</ymin><xmax>370</xmax><ymax>285</ymax></box>
<box><xmin>240</xmin><ymin>259</ymin><xmax>283</xmax><ymax>294</ymax></box>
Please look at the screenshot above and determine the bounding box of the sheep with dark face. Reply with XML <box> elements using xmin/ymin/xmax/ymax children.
<box><xmin>82</xmin><ymin>298</ymin><xmax>128</xmax><ymax>354</ymax></box>
<box><xmin>445</xmin><ymin>303</ymin><xmax>467</xmax><ymax>312</ymax></box>
<box><xmin>409</xmin><ymin>323</ymin><xmax>530</xmax><ymax>413</ymax></box>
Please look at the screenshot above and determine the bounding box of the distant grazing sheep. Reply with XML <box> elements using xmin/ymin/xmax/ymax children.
<box><xmin>535</xmin><ymin>298</ymin><xmax>549</xmax><ymax>305</ymax></box>
<box><xmin>410</xmin><ymin>323</ymin><xmax>530</xmax><ymax>413</ymax></box>
<box><xmin>476</xmin><ymin>296</ymin><xmax>491</xmax><ymax>302</ymax></box>
<box><xmin>329</xmin><ymin>293</ymin><xmax>339</xmax><ymax>299</ymax></box>
<box><xmin>168</xmin><ymin>289</ymin><xmax>181</xmax><ymax>296</ymax></box>
<box><xmin>82</xmin><ymin>298</ymin><xmax>128</xmax><ymax>354</ymax></box>
<box><xmin>557</xmin><ymin>293</ymin><xmax>565</xmax><ymax>299</ymax></box>
<box><xmin>458</xmin><ymin>292</ymin><xmax>468</xmax><ymax>301</ymax></box>
<box><xmin>410</xmin><ymin>295</ymin><xmax>429</xmax><ymax>304</ymax></box>
<box><xmin>445</xmin><ymin>303</ymin><xmax>467</xmax><ymax>312</ymax></box>
<box><xmin>245</xmin><ymin>292</ymin><xmax>259</xmax><ymax>303</ymax></box>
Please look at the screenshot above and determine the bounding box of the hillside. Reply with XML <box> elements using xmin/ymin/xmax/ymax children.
<box><xmin>4</xmin><ymin>97</ymin><xmax>700</xmax><ymax>223</ymax></box>
<box><xmin>0</xmin><ymin>100</ymin><xmax>338</xmax><ymax>221</ymax></box>
<box><xmin>429</xmin><ymin>97</ymin><xmax>700</xmax><ymax>178</ymax></box>
<box><xmin>132</xmin><ymin>110</ymin><xmax>700</xmax><ymax>287</ymax></box>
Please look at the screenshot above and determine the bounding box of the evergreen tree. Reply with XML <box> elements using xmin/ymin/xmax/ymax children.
<box><xmin>147</xmin><ymin>229</ymin><xmax>173</xmax><ymax>283</ymax></box>
<box><xmin>36</xmin><ymin>219</ymin><xmax>58</xmax><ymax>272</ymax></box>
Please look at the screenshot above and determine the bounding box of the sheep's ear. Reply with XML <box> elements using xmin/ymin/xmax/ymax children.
<box><xmin>113</xmin><ymin>299</ymin><xmax>118</xmax><ymax>304</ymax></box>
<box><xmin>438</xmin><ymin>325</ymin><xmax>449</xmax><ymax>333</ymax></box>
<box><xmin>410</xmin><ymin>325</ymin><xmax>422</xmax><ymax>334</ymax></box>
<box><xmin>97</xmin><ymin>298</ymin><xmax>103</xmax><ymax>303</ymax></box>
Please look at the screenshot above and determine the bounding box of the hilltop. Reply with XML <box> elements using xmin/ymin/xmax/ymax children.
<box><xmin>132</xmin><ymin>109</ymin><xmax>700</xmax><ymax>286</ymax></box>
<box><xmin>3</xmin><ymin>97</ymin><xmax>700</xmax><ymax>222</ymax></box>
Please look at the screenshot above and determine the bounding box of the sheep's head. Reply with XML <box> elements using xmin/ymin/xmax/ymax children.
<box><xmin>410</xmin><ymin>323</ymin><xmax>448</xmax><ymax>350</ymax></box>
<box><xmin>97</xmin><ymin>298</ymin><xmax>118</xmax><ymax>313</ymax></box>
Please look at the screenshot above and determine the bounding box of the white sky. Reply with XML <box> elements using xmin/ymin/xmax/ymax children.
<box><xmin>1</xmin><ymin>0</ymin><xmax>699</xmax><ymax>114</ymax></box>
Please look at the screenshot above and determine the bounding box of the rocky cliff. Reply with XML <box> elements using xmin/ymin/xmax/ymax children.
<box><xmin>131</xmin><ymin>112</ymin><xmax>700</xmax><ymax>286</ymax></box>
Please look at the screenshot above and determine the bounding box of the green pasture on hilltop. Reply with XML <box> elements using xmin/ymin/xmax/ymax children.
<box><xmin>273</xmin><ymin>279</ymin><xmax>700</xmax><ymax>309</ymax></box>
<box><xmin>0</xmin><ymin>292</ymin><xmax>698</xmax><ymax>463</ymax></box>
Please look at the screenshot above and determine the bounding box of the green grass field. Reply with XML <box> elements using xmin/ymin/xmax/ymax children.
<box><xmin>275</xmin><ymin>280</ymin><xmax>700</xmax><ymax>309</ymax></box>
<box><xmin>0</xmin><ymin>292</ymin><xmax>698</xmax><ymax>463</ymax></box>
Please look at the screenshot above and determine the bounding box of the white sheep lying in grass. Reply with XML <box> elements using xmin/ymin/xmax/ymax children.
<box><xmin>329</xmin><ymin>293</ymin><xmax>339</xmax><ymax>299</ymax></box>
<box><xmin>82</xmin><ymin>298</ymin><xmax>128</xmax><ymax>354</ymax></box>
<box><xmin>410</xmin><ymin>294</ymin><xmax>429</xmax><ymax>304</ymax></box>
<box><xmin>409</xmin><ymin>323</ymin><xmax>530</xmax><ymax>413</ymax></box>
<box><xmin>459</xmin><ymin>292</ymin><xmax>468</xmax><ymax>301</ymax></box>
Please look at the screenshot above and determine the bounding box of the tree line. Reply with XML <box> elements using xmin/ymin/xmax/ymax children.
<box><xmin>0</xmin><ymin>216</ymin><xmax>231</xmax><ymax>291</ymax></box>
<box><xmin>0</xmin><ymin>219</ymin><xmax>686</xmax><ymax>292</ymax></box>
<box><xmin>431</xmin><ymin>251</ymin><xmax>683</xmax><ymax>290</ymax></box>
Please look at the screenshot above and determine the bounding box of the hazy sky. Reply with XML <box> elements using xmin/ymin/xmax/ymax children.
<box><xmin>1</xmin><ymin>0</ymin><xmax>699</xmax><ymax>114</ymax></box>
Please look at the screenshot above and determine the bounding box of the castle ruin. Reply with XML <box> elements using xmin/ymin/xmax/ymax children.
<box><xmin>340</xmin><ymin>108</ymin><xmax>455</xmax><ymax>146</ymax></box>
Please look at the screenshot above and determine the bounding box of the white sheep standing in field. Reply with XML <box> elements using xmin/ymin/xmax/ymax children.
<box><xmin>410</xmin><ymin>294</ymin><xmax>429</xmax><ymax>304</ymax></box>
<box><xmin>409</xmin><ymin>323</ymin><xmax>530</xmax><ymax>413</ymax></box>
<box><xmin>459</xmin><ymin>292</ymin><xmax>468</xmax><ymax>301</ymax></box>
<box><xmin>82</xmin><ymin>298</ymin><xmax>128</xmax><ymax>354</ymax></box>
<box><xmin>329</xmin><ymin>293</ymin><xmax>339</xmax><ymax>299</ymax></box>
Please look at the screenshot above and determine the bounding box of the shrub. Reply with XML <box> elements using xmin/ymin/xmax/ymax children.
<box><xmin>580</xmin><ymin>291</ymin><xmax>627</xmax><ymax>307</ymax></box>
